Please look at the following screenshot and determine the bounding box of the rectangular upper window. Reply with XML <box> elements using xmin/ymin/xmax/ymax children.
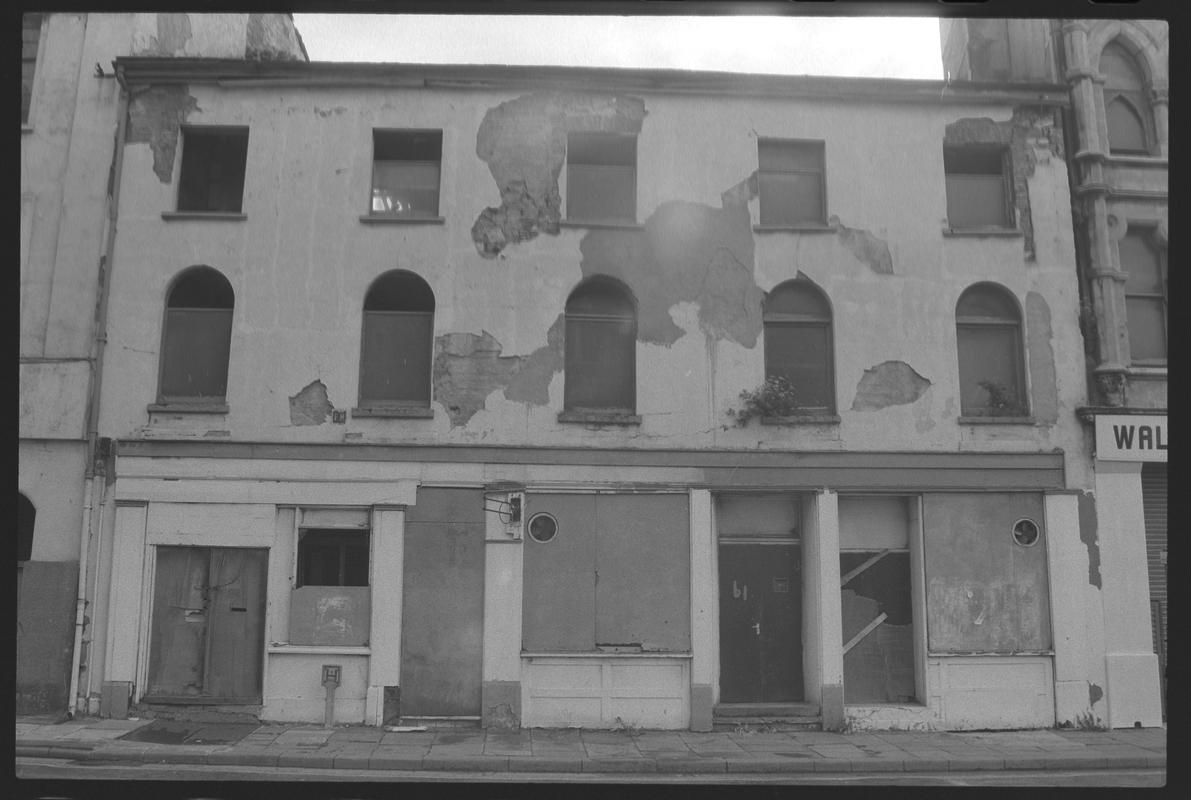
<box><xmin>944</xmin><ymin>146</ymin><xmax>1013</xmax><ymax>229</ymax></box>
<box><xmin>296</xmin><ymin>529</ymin><xmax>370</xmax><ymax>588</ymax></box>
<box><xmin>22</xmin><ymin>13</ymin><xmax>42</xmax><ymax>125</ymax></box>
<box><xmin>177</xmin><ymin>127</ymin><xmax>249</xmax><ymax>213</ymax></box>
<box><xmin>758</xmin><ymin>139</ymin><xmax>826</xmax><ymax>226</ymax></box>
<box><xmin>371</xmin><ymin>129</ymin><xmax>442</xmax><ymax>217</ymax></box>
<box><xmin>566</xmin><ymin>132</ymin><xmax>637</xmax><ymax>223</ymax></box>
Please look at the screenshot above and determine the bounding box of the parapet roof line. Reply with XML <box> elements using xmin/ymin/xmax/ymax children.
<box><xmin>112</xmin><ymin>57</ymin><xmax>1070</xmax><ymax>107</ymax></box>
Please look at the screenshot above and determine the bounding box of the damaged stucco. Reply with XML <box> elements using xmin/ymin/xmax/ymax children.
<box><xmin>1077</xmin><ymin>491</ymin><xmax>1102</xmax><ymax>589</ymax></box>
<box><xmin>1025</xmin><ymin>291</ymin><xmax>1059</xmax><ymax>424</ymax></box>
<box><xmin>289</xmin><ymin>379</ymin><xmax>333</xmax><ymax>426</ymax></box>
<box><xmin>432</xmin><ymin>316</ymin><xmax>565</xmax><ymax>427</ymax></box>
<box><xmin>944</xmin><ymin>106</ymin><xmax>1065</xmax><ymax>260</ymax></box>
<box><xmin>830</xmin><ymin>216</ymin><xmax>894</xmax><ymax>274</ymax></box>
<box><xmin>851</xmin><ymin>361</ymin><xmax>931</xmax><ymax>411</ymax></box>
<box><xmin>125</xmin><ymin>85</ymin><xmax>200</xmax><ymax>183</ymax></box>
<box><xmin>472</xmin><ymin>93</ymin><xmax>647</xmax><ymax>257</ymax></box>
<box><xmin>245</xmin><ymin>13</ymin><xmax>307</xmax><ymax>61</ymax></box>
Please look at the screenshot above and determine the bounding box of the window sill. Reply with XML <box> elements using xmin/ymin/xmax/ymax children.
<box><xmin>161</xmin><ymin>211</ymin><xmax>247</xmax><ymax>221</ymax></box>
<box><xmin>267</xmin><ymin>644</ymin><xmax>371</xmax><ymax>655</ymax></box>
<box><xmin>148</xmin><ymin>401</ymin><xmax>229</xmax><ymax>414</ymax></box>
<box><xmin>351</xmin><ymin>405</ymin><xmax>434</xmax><ymax>418</ymax></box>
<box><xmin>761</xmin><ymin>414</ymin><xmax>841</xmax><ymax>425</ymax></box>
<box><xmin>558</xmin><ymin>410</ymin><xmax>642</xmax><ymax>426</ymax></box>
<box><xmin>559</xmin><ymin>219</ymin><xmax>643</xmax><ymax>231</ymax></box>
<box><xmin>1127</xmin><ymin>365</ymin><xmax>1167</xmax><ymax>376</ymax></box>
<box><xmin>1104</xmin><ymin>153</ymin><xmax>1168</xmax><ymax>167</ymax></box>
<box><xmin>358</xmin><ymin>214</ymin><xmax>445</xmax><ymax>225</ymax></box>
<box><xmin>753</xmin><ymin>223</ymin><xmax>834</xmax><ymax>233</ymax></box>
<box><xmin>942</xmin><ymin>227</ymin><xmax>1022</xmax><ymax>238</ymax></box>
<box><xmin>958</xmin><ymin>415</ymin><xmax>1035</xmax><ymax>425</ymax></box>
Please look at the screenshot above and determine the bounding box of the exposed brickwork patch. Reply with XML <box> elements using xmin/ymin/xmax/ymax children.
<box><xmin>289</xmin><ymin>380</ymin><xmax>333</xmax><ymax>426</ymax></box>
<box><xmin>851</xmin><ymin>361</ymin><xmax>931</xmax><ymax>411</ymax></box>
<box><xmin>472</xmin><ymin>93</ymin><xmax>647</xmax><ymax>257</ymax></box>
<box><xmin>1025</xmin><ymin>291</ymin><xmax>1059</xmax><ymax>424</ymax></box>
<box><xmin>126</xmin><ymin>86</ymin><xmax>201</xmax><ymax>183</ymax></box>
<box><xmin>1077</xmin><ymin>491</ymin><xmax>1102</xmax><ymax>589</ymax></box>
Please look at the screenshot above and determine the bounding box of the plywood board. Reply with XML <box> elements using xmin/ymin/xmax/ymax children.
<box><xmin>522</xmin><ymin>493</ymin><xmax>597</xmax><ymax>651</ymax></box>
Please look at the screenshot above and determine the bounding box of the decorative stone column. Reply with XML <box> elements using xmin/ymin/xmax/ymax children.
<box><xmin>1149</xmin><ymin>84</ymin><xmax>1168</xmax><ymax>157</ymax></box>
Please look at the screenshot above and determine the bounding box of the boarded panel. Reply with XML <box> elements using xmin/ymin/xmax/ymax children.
<box><xmin>289</xmin><ymin>586</ymin><xmax>371</xmax><ymax>646</ymax></box>
<box><xmin>716</xmin><ymin>493</ymin><xmax>801</xmax><ymax>539</ymax></box>
<box><xmin>923</xmin><ymin>493</ymin><xmax>1050</xmax><ymax>653</ymax></box>
<box><xmin>839</xmin><ymin>496</ymin><xmax>909</xmax><ymax>550</ymax></box>
<box><xmin>400</xmin><ymin>488</ymin><xmax>485</xmax><ymax>716</ymax></box>
<box><xmin>595</xmin><ymin>494</ymin><xmax>690</xmax><ymax>651</ymax></box>
<box><xmin>147</xmin><ymin>547</ymin><xmax>211</xmax><ymax>697</ymax></box>
<box><xmin>204</xmin><ymin>548</ymin><xmax>267</xmax><ymax>699</ymax></box>
<box><xmin>522</xmin><ymin>494</ymin><xmax>597</xmax><ymax>651</ymax></box>
<box><xmin>15</xmin><ymin>561</ymin><xmax>79</xmax><ymax>714</ymax></box>
<box><xmin>841</xmin><ymin>552</ymin><xmax>915</xmax><ymax>703</ymax></box>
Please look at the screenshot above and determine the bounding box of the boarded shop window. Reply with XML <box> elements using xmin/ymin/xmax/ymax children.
<box><xmin>158</xmin><ymin>266</ymin><xmax>234</xmax><ymax>403</ymax></box>
<box><xmin>564</xmin><ymin>277</ymin><xmax>636</xmax><ymax>412</ymax></box>
<box><xmin>922</xmin><ymin>493</ymin><xmax>1051</xmax><ymax>653</ymax></box>
<box><xmin>763</xmin><ymin>281</ymin><xmax>835</xmax><ymax>414</ymax></box>
<box><xmin>290</xmin><ymin>524</ymin><xmax>371</xmax><ymax>647</ymax></box>
<box><xmin>839</xmin><ymin>496</ymin><xmax>916</xmax><ymax>704</ymax></box>
<box><xmin>944</xmin><ymin>146</ymin><xmax>1013</xmax><ymax>229</ymax></box>
<box><xmin>955</xmin><ymin>283</ymin><xmax>1027</xmax><ymax>417</ymax></box>
<box><xmin>370</xmin><ymin>129</ymin><xmax>442</xmax><ymax>217</ymax></box>
<box><xmin>21</xmin><ymin>13</ymin><xmax>42</xmax><ymax>124</ymax></box>
<box><xmin>177</xmin><ymin>127</ymin><xmax>249</xmax><ymax>213</ymax></box>
<box><xmin>522</xmin><ymin>493</ymin><xmax>690</xmax><ymax>652</ymax></box>
<box><xmin>566</xmin><ymin>132</ymin><xmax>637</xmax><ymax>222</ymax></box>
<box><xmin>758</xmin><ymin>139</ymin><xmax>826</xmax><ymax>226</ymax></box>
<box><xmin>1120</xmin><ymin>230</ymin><xmax>1167</xmax><ymax>363</ymax></box>
<box><xmin>1100</xmin><ymin>41</ymin><xmax>1153</xmax><ymax>156</ymax></box>
<box><xmin>359</xmin><ymin>270</ymin><xmax>435</xmax><ymax>408</ymax></box>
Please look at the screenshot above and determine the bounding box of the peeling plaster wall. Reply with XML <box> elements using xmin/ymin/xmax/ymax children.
<box><xmin>126</xmin><ymin>86</ymin><xmax>201</xmax><ymax>183</ymax></box>
<box><xmin>130</xmin><ymin>13</ymin><xmax>306</xmax><ymax>61</ymax></box>
<box><xmin>97</xmin><ymin>81</ymin><xmax>1090</xmax><ymax>489</ymax></box>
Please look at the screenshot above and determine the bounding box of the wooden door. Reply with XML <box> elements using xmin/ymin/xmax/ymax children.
<box><xmin>147</xmin><ymin>546</ymin><xmax>267</xmax><ymax>702</ymax></box>
<box><xmin>718</xmin><ymin>544</ymin><xmax>803</xmax><ymax>703</ymax></box>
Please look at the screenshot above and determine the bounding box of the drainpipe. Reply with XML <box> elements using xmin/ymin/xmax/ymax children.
<box><xmin>67</xmin><ymin>62</ymin><xmax>130</xmax><ymax>718</ymax></box>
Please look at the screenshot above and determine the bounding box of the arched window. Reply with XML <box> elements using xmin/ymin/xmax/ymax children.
<box><xmin>956</xmin><ymin>283</ymin><xmax>1027</xmax><ymax>417</ymax></box>
<box><xmin>159</xmin><ymin>266</ymin><xmax>234</xmax><ymax>403</ymax></box>
<box><xmin>564</xmin><ymin>277</ymin><xmax>636</xmax><ymax>412</ymax></box>
<box><xmin>763</xmin><ymin>280</ymin><xmax>835</xmax><ymax>414</ymax></box>
<box><xmin>18</xmin><ymin>493</ymin><xmax>35</xmax><ymax>563</ymax></box>
<box><xmin>1101</xmin><ymin>41</ymin><xmax>1153</xmax><ymax>156</ymax></box>
<box><xmin>359</xmin><ymin>270</ymin><xmax>435</xmax><ymax>408</ymax></box>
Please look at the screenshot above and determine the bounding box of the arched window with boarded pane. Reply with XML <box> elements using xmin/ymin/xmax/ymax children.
<box><xmin>1100</xmin><ymin>40</ymin><xmax>1153</xmax><ymax>156</ymax></box>
<box><xmin>158</xmin><ymin>266</ymin><xmax>234</xmax><ymax>403</ymax></box>
<box><xmin>564</xmin><ymin>277</ymin><xmax>637</xmax><ymax>412</ymax></box>
<box><xmin>359</xmin><ymin>270</ymin><xmax>435</xmax><ymax>409</ymax></box>
<box><xmin>956</xmin><ymin>283</ymin><xmax>1028</xmax><ymax>417</ymax></box>
<box><xmin>763</xmin><ymin>280</ymin><xmax>835</xmax><ymax>415</ymax></box>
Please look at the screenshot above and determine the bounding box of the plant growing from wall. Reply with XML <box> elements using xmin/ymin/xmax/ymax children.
<box><xmin>727</xmin><ymin>375</ymin><xmax>801</xmax><ymax>426</ymax></box>
<box><xmin>977</xmin><ymin>379</ymin><xmax>1027</xmax><ymax>417</ymax></box>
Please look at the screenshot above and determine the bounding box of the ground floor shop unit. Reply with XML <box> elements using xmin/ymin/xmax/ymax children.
<box><xmin>86</xmin><ymin>440</ymin><xmax>1151</xmax><ymax>731</ymax></box>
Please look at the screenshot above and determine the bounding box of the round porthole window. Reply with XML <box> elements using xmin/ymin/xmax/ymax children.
<box><xmin>528</xmin><ymin>512</ymin><xmax>558</xmax><ymax>543</ymax></box>
<box><xmin>1013</xmin><ymin>518</ymin><xmax>1040</xmax><ymax>547</ymax></box>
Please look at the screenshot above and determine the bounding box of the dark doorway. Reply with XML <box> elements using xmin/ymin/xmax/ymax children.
<box><xmin>719</xmin><ymin>543</ymin><xmax>803</xmax><ymax>703</ymax></box>
<box><xmin>146</xmin><ymin>547</ymin><xmax>267</xmax><ymax>702</ymax></box>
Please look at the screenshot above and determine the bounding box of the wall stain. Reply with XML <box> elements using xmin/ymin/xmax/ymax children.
<box><xmin>830</xmin><ymin>216</ymin><xmax>894</xmax><ymax>274</ymax></box>
<box><xmin>852</xmin><ymin>361</ymin><xmax>931</xmax><ymax>411</ymax></box>
<box><xmin>432</xmin><ymin>316</ymin><xmax>565</xmax><ymax>427</ymax></box>
<box><xmin>1077</xmin><ymin>491</ymin><xmax>1102</xmax><ymax>589</ymax></box>
<box><xmin>289</xmin><ymin>379</ymin><xmax>333</xmax><ymax>426</ymax></box>
<box><xmin>472</xmin><ymin>93</ymin><xmax>647</xmax><ymax>257</ymax></box>
<box><xmin>126</xmin><ymin>86</ymin><xmax>201</xmax><ymax>183</ymax></box>
<box><xmin>150</xmin><ymin>13</ymin><xmax>193</xmax><ymax>55</ymax></box>
<box><xmin>944</xmin><ymin>107</ymin><xmax>1065</xmax><ymax>260</ymax></box>
<box><xmin>1025</xmin><ymin>291</ymin><xmax>1059</xmax><ymax>424</ymax></box>
<box><xmin>1088</xmin><ymin>682</ymin><xmax>1104</xmax><ymax>708</ymax></box>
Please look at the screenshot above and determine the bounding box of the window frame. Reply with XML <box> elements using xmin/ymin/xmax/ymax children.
<box><xmin>1121</xmin><ymin>228</ymin><xmax>1167</xmax><ymax>365</ymax></box>
<box><xmin>1100</xmin><ymin>40</ymin><xmax>1156</xmax><ymax>157</ymax></box>
<box><xmin>368</xmin><ymin>128</ymin><xmax>443</xmax><ymax>219</ymax></box>
<box><xmin>565</xmin><ymin>131</ymin><xmax>638</xmax><ymax>224</ymax></box>
<box><xmin>943</xmin><ymin>145</ymin><xmax>1015</xmax><ymax>231</ymax></box>
<box><xmin>757</xmin><ymin>138</ymin><xmax>828</xmax><ymax>227</ymax></box>
<box><xmin>762</xmin><ymin>281</ymin><xmax>837</xmax><ymax>417</ymax></box>
<box><xmin>176</xmin><ymin>126</ymin><xmax>250</xmax><ymax>214</ymax></box>
<box><xmin>156</xmin><ymin>266</ymin><xmax>235</xmax><ymax>406</ymax></box>
<box><xmin>563</xmin><ymin>277</ymin><xmax>638</xmax><ymax>415</ymax></box>
<box><xmin>955</xmin><ymin>283</ymin><xmax>1029</xmax><ymax>419</ymax></box>
<box><xmin>357</xmin><ymin>270</ymin><xmax>436</xmax><ymax>411</ymax></box>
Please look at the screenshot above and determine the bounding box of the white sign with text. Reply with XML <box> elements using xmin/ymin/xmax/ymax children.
<box><xmin>1095</xmin><ymin>414</ymin><xmax>1167</xmax><ymax>462</ymax></box>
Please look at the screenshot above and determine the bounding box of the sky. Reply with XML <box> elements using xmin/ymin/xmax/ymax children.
<box><xmin>292</xmin><ymin>14</ymin><xmax>945</xmax><ymax>79</ymax></box>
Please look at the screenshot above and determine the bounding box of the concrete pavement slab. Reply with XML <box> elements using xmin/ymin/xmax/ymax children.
<box><xmin>512</xmin><ymin>756</ymin><xmax>584</xmax><ymax>772</ymax></box>
<box><xmin>850</xmin><ymin>757</ymin><xmax>906</xmax><ymax>772</ymax></box>
<box><xmin>421</xmin><ymin>755</ymin><xmax>510</xmax><ymax>771</ymax></box>
<box><xmin>582</xmin><ymin>758</ymin><xmax>657</xmax><ymax>773</ymax></box>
